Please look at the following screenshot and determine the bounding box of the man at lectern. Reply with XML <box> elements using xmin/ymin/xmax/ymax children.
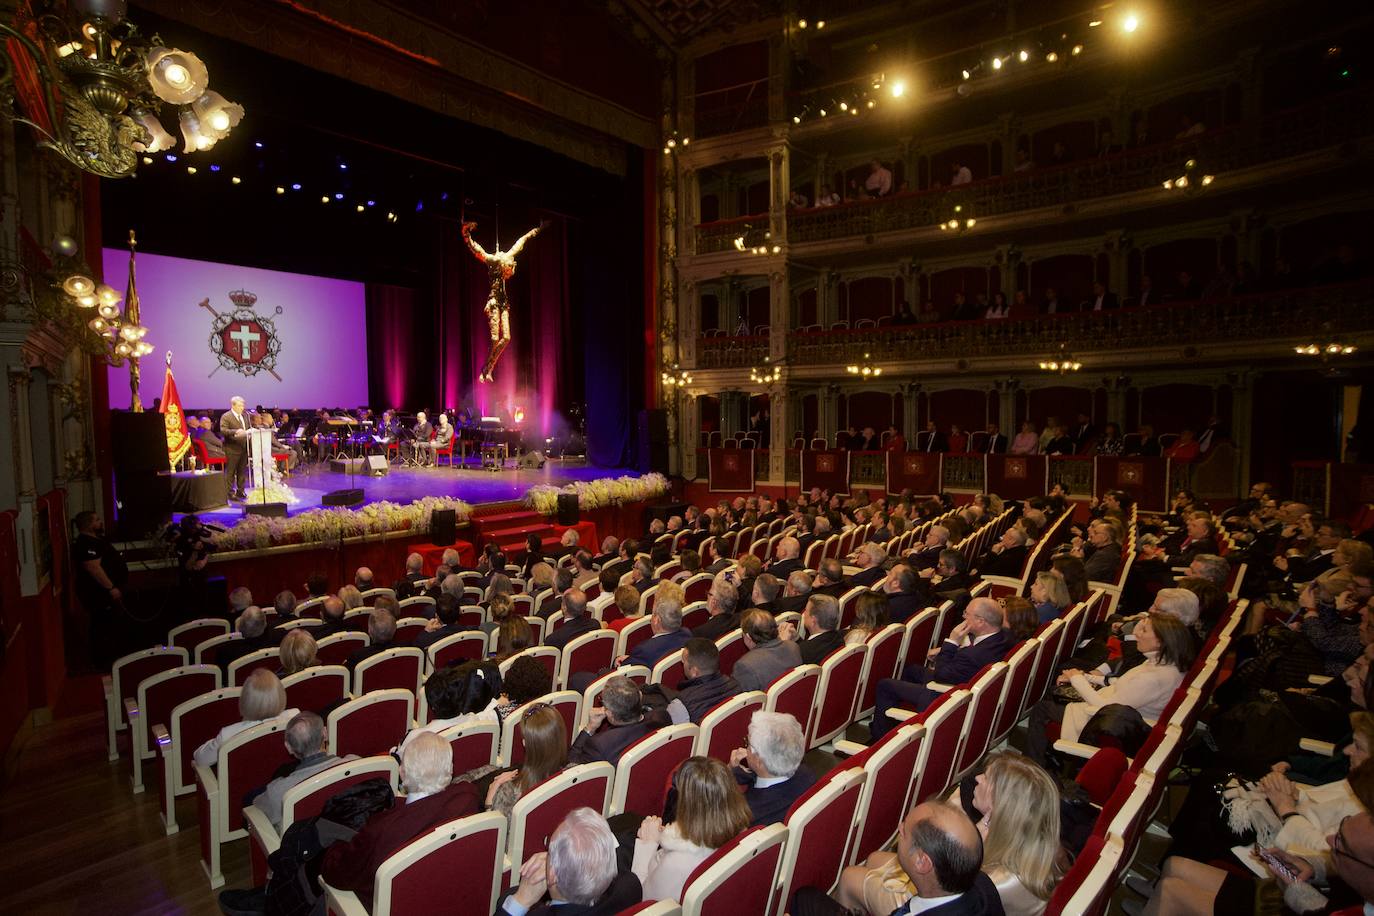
<box><xmin>219</xmin><ymin>395</ymin><xmax>251</xmax><ymax>500</ymax></box>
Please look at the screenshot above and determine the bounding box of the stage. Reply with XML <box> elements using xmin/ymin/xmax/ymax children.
<box><xmin>177</xmin><ymin>459</ymin><xmax>629</xmax><ymax>527</ymax></box>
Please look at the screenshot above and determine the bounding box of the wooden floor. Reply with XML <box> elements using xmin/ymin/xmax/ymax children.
<box><xmin>0</xmin><ymin>678</ymin><xmax>241</xmax><ymax>915</ymax></box>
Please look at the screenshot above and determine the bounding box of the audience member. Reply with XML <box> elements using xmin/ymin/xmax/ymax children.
<box><xmin>496</xmin><ymin>807</ymin><xmax>642</xmax><ymax>915</ymax></box>
<box><xmin>730</xmin><ymin>710</ymin><xmax>816</xmax><ymax>825</ymax></box>
<box><xmin>249</xmin><ymin>712</ymin><xmax>355</xmax><ymax>830</ymax></box>
<box><xmin>779</xmin><ymin>593</ymin><xmax>845</xmax><ymax>664</ymax></box>
<box><xmin>734</xmin><ymin>610</ymin><xmax>803</xmax><ymax>692</ymax></box>
<box><xmin>193</xmin><ymin>669</ymin><xmax>298</xmax><ymax>767</ymax></box>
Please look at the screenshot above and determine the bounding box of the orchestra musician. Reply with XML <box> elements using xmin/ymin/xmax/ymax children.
<box><xmin>407</xmin><ymin>411</ymin><xmax>434</xmax><ymax>465</ymax></box>
<box><xmin>419</xmin><ymin>413</ymin><xmax>453</xmax><ymax>467</ymax></box>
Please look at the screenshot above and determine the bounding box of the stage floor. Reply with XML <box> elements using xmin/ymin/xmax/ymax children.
<box><xmin>179</xmin><ymin>459</ymin><xmax>627</xmax><ymax>527</ymax></box>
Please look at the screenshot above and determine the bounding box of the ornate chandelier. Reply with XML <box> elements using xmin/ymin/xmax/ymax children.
<box><xmin>846</xmin><ymin>352</ymin><xmax>882</xmax><ymax>377</ymax></box>
<box><xmin>750</xmin><ymin>357</ymin><xmax>782</xmax><ymax>386</ymax></box>
<box><xmin>1295</xmin><ymin>322</ymin><xmax>1358</xmax><ymax>363</ymax></box>
<box><xmin>62</xmin><ymin>229</ymin><xmax>154</xmax><ymax>408</ymax></box>
<box><xmin>1038</xmin><ymin>343</ymin><xmax>1082</xmax><ymax>374</ymax></box>
<box><xmin>1</xmin><ymin>0</ymin><xmax>244</xmax><ymax>179</ymax></box>
<box><xmin>661</xmin><ymin>363</ymin><xmax>693</xmax><ymax>389</ymax></box>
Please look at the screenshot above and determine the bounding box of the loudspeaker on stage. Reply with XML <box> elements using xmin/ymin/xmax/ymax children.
<box><xmin>321</xmin><ymin>488</ymin><xmax>365</xmax><ymax>507</ymax></box>
<box><xmin>244</xmin><ymin>502</ymin><xmax>288</xmax><ymax>518</ymax></box>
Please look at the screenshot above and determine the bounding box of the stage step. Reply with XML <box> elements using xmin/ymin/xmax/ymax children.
<box><xmin>476</xmin><ymin>508</ymin><xmax>545</xmax><ymax>527</ymax></box>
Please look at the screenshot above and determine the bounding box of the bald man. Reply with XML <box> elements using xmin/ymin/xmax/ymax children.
<box><xmin>794</xmin><ymin>801</ymin><xmax>1003</xmax><ymax>915</ymax></box>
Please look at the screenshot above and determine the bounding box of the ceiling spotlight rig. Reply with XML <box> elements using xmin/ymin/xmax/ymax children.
<box><xmin>0</xmin><ymin>0</ymin><xmax>244</xmax><ymax>178</ymax></box>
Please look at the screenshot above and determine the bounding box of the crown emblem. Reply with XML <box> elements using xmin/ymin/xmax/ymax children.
<box><xmin>228</xmin><ymin>289</ymin><xmax>258</xmax><ymax>307</ymax></box>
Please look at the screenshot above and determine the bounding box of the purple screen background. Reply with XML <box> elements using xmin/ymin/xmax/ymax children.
<box><xmin>102</xmin><ymin>249</ymin><xmax>368</xmax><ymax>410</ymax></box>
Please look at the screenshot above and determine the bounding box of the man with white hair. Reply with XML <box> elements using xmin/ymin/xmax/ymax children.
<box><xmin>849</xmin><ymin>542</ymin><xmax>888</xmax><ymax>588</ymax></box>
<box><xmin>217</xmin><ymin>606</ymin><xmax>272</xmax><ymax>672</ymax></box>
<box><xmin>1187</xmin><ymin>553</ymin><xmax>1229</xmax><ymax>588</ymax></box>
<box><xmin>228</xmin><ymin>585</ymin><xmax>254</xmax><ymax>617</ymax></box>
<box><xmin>693</xmin><ymin>577</ymin><xmax>741</xmax><ymax>641</ymax></box>
<box><xmin>219</xmin><ymin>395</ymin><xmax>251</xmax><ymax>500</ymax></box>
<box><xmin>767</xmin><ymin>536</ymin><xmax>804</xmax><ymax>578</ymax></box>
<box><xmin>730</xmin><ymin>711</ymin><xmax>817</xmax><ymax>826</ymax></box>
<box><xmin>560</xmin><ymin>528</ymin><xmax>580</xmax><ymax>550</ymax></box>
<box><xmin>980</xmin><ymin>526</ymin><xmax>1029</xmax><ymax>577</ymax></box>
<box><xmin>870</xmin><ymin>597</ymin><xmax>1011</xmax><ymax>741</ymax></box>
<box><xmin>249</xmin><ymin>712</ymin><xmax>356</xmax><ymax>829</ymax></box>
<box><xmin>905</xmin><ymin>525</ymin><xmax>949</xmax><ymax>571</ymax></box>
<box><xmin>498</xmin><ymin>807</ymin><xmax>642</xmax><ymax>915</ymax></box>
<box><xmin>592</xmin><ymin>536</ymin><xmax>619</xmax><ymax>569</ymax></box>
<box><xmin>320</xmin><ymin>731</ymin><xmax>478</xmax><ymax>910</ymax></box>
<box><xmin>773</xmin><ymin>570</ymin><xmax>815</xmax><ymax>614</ymax></box>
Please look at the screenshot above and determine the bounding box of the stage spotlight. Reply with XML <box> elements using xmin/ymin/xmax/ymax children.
<box><xmin>334</xmin><ymin>192</ymin><xmax>344</xmax><ymax>200</ymax></box>
<box><xmin>1018</xmin><ymin>50</ymin><xmax>1029</xmax><ymax>62</ymax></box>
<box><xmin>1046</xmin><ymin>51</ymin><xmax>1059</xmax><ymax>62</ymax></box>
<box><xmin>356</xmin><ymin>204</ymin><xmax>364</xmax><ymax>212</ymax></box>
<box><xmin>339</xmin><ymin>162</ymin><xmax>348</xmax><ymax>170</ymax></box>
<box><xmin>816</xmin><ymin>20</ymin><xmax>825</xmax><ymax>28</ymax></box>
<box><xmin>1122</xmin><ymin>13</ymin><xmax>1140</xmax><ymax>32</ymax></box>
<box><xmin>255</xmin><ymin>141</ymin><xmax>264</xmax><ymax>148</ymax></box>
<box><xmin>291</xmin><ymin>183</ymin><xmax>301</xmax><ymax>190</ymax></box>
<box><xmin>890</xmin><ymin>80</ymin><xmax>905</xmax><ymax>98</ymax></box>
<box><xmin>231</xmin><ymin>176</ymin><xmax>241</xmax><ymax>184</ymax></box>
<box><xmin>992</xmin><ymin>57</ymin><xmax>1003</xmax><ymax>70</ymax></box>
<box><xmin>276</xmin><ymin>186</ymin><xmax>284</xmax><ymax>194</ymax></box>
<box><xmin>321</xmin><ymin>195</ymin><xmax>330</xmax><ymax>203</ymax></box>
<box><xmin>819</xmin><ymin>108</ymin><xmax>827</xmax><ymax>116</ymax></box>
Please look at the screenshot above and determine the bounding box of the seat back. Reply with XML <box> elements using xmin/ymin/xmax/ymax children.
<box><xmin>775</xmin><ymin>768</ymin><xmax>867</xmax><ymax>911</ymax></box>
<box><xmin>910</xmin><ymin>690</ymin><xmax>972</xmax><ymax>805</ymax></box>
<box><xmin>802</xmin><ymin>539</ymin><xmax>826</xmax><ymax>570</ymax></box>
<box><xmin>135</xmin><ymin>665</ymin><xmax>221</xmax><ymax>760</ymax></box>
<box><xmin>900</xmin><ymin>607</ymin><xmax>940</xmax><ymax>671</ymax></box>
<box><xmin>507</xmin><ymin>762</ymin><xmax>615</xmax><ymax>880</ymax></box>
<box><xmin>616</xmin><ymin>616</ymin><xmax>657</xmax><ymax>657</ymax></box>
<box><xmin>991</xmin><ymin>638</ymin><xmax>1042</xmax><ymax>744</ymax></box>
<box><xmin>764</xmin><ymin>665</ymin><xmax>821</xmax><ymax>740</ymax></box>
<box><xmin>168</xmin><ymin>618</ymin><xmax>229</xmax><ymax>657</ymax></box>
<box><xmin>680</xmin><ymin>601</ymin><xmax>710</xmax><ymax>632</ymax></box>
<box><xmin>428</xmin><ymin>631</ymin><xmax>489</xmax><ymax>671</ymax></box>
<box><xmin>372</xmin><ymin>811</ymin><xmax>508</xmax><ymax>916</ymax></box>
<box><xmin>842</xmin><ymin>722</ymin><xmax>927</xmax><ymax>863</ymax></box>
<box><xmin>714</xmin><ymin>630</ymin><xmax>748</xmax><ymax>676</ymax></box>
<box><xmin>281</xmin><ymin>755</ymin><xmax>400</xmax><ymax>830</ymax></box>
<box><xmin>392</xmin><ymin>617</ymin><xmax>430</xmax><ymax>646</ymax></box>
<box><xmin>498</xmin><ymin>646</ymin><xmax>558</xmax><ymax>682</ymax></box>
<box><xmin>954</xmin><ymin>662</ymin><xmax>1010</xmax><ymax>777</ymax></box>
<box><xmin>398</xmin><ymin>595</ymin><xmax>436</xmax><ymax>615</ymax></box>
<box><xmin>282</xmin><ymin>665</ymin><xmax>350</xmax><ymax>712</ymax></box>
<box><xmin>316</xmin><ymin>632</ymin><xmax>369</xmax><ymax>667</ymax></box>
<box><xmin>327</xmin><ymin>689</ymin><xmax>415</xmax><ymax>759</ymax></box>
<box><xmin>113</xmin><ymin>646</ymin><xmax>190</xmax><ymax>729</ymax></box>
<box><xmin>213</xmin><ymin>718</ymin><xmax>295</xmax><ymax>835</ymax></box>
<box><xmin>557</xmin><ymin>629</ymin><xmax>618</xmax><ymax>689</ymax></box>
<box><xmin>168</xmin><ymin>688</ymin><xmax>242</xmax><ymax>795</ymax></box>
<box><xmin>680</xmin><ymin>823</ymin><xmax>788</xmax><ymax>916</ymax></box>
<box><xmin>810</xmin><ymin>644</ymin><xmax>867</xmax><ymax>748</ymax></box>
<box><xmin>355</xmin><ymin>647</ymin><xmax>424</xmax><ymax>697</ymax></box>
<box><xmin>836</xmin><ymin>587</ymin><xmax>869</xmax><ymax>630</ymax></box>
<box><xmin>610</xmin><ymin>723</ymin><xmax>698</xmax><ymax>817</ymax></box>
<box><xmin>855</xmin><ymin>624</ymin><xmax>905</xmax><ymax>719</ymax></box>
<box><xmin>694</xmin><ymin>692</ymin><xmax>766</xmax><ymax>760</ymax></box>
<box><xmin>228</xmin><ymin>647</ymin><xmax>281</xmax><ymax>686</ymax></box>
<box><xmin>296</xmin><ymin>597</ymin><xmax>326</xmax><ymax>619</ymax></box>
<box><xmin>1022</xmin><ymin>618</ymin><xmax>1065</xmax><ymax>710</ymax></box>
<box><xmin>500</xmin><ymin>691</ymin><xmax>583</xmax><ymax>767</ymax></box>
<box><xmin>343</xmin><ymin>608</ymin><xmax>372</xmax><ymax>633</ymax></box>
<box><xmin>438</xmin><ymin>720</ymin><xmax>501</xmax><ymax>779</ymax></box>
<box><xmin>651</xmin><ymin>649</ymin><xmax>688</xmax><ymax>690</ymax></box>
<box><xmin>682</xmin><ymin>573</ymin><xmax>713</xmax><ymax>604</ymax></box>
<box><xmin>1046</xmin><ymin>834</ymin><xmax>1120</xmax><ymax>916</ymax></box>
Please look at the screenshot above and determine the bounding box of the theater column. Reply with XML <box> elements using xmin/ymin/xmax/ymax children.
<box><xmin>769</xmin><ymin>270</ymin><xmax>788</xmax><ymax>362</ymax></box>
<box><xmin>769</xmin><ymin>381</ymin><xmax>790</xmax><ymax>484</ymax></box>
<box><xmin>680</xmin><ymin>393</ymin><xmax>700</xmax><ymax>480</ymax></box>
<box><xmin>768</xmin><ymin>145</ymin><xmax>789</xmax><ymax>243</ymax></box>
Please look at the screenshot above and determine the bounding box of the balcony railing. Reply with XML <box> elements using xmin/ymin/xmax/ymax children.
<box><xmin>691</xmin><ymin>88</ymin><xmax>1374</xmax><ymax>254</ymax></box>
<box><xmin>784</xmin><ymin>280</ymin><xmax>1372</xmax><ymax>367</ymax></box>
<box><xmin>698</xmin><ymin>333</ymin><xmax>769</xmax><ymax>369</ymax></box>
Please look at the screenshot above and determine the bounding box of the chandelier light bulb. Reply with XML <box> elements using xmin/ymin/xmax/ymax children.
<box><xmin>115</xmin><ymin>341</ymin><xmax>133</xmax><ymax>357</ymax></box>
<box><xmin>62</xmin><ymin>275</ymin><xmax>95</xmax><ymax>297</ymax></box>
<box><xmin>97</xmin><ymin>302</ymin><xmax>120</xmax><ymax>319</ymax></box>
<box><xmin>88</xmin><ymin>317</ymin><xmax>107</xmax><ymax>333</ymax></box>
<box><xmin>96</xmin><ymin>284</ymin><xmax>121</xmax><ymax>306</ymax></box>
<box><xmin>76</xmin><ymin>293</ymin><xmax>98</xmax><ymax>308</ymax></box>
<box><xmin>146</xmin><ymin>47</ymin><xmax>209</xmax><ymax>105</ymax></box>
<box><xmin>131</xmin><ymin>109</ymin><xmax>176</xmax><ymax>153</ymax></box>
<box><xmin>1122</xmin><ymin>14</ymin><xmax>1140</xmax><ymax>32</ymax></box>
<box><xmin>119</xmin><ymin>325</ymin><xmax>139</xmax><ymax>341</ymax></box>
<box><xmin>1018</xmin><ymin>50</ymin><xmax>1029</xmax><ymax>62</ymax></box>
<box><xmin>992</xmin><ymin>56</ymin><xmax>1003</xmax><ymax>70</ymax></box>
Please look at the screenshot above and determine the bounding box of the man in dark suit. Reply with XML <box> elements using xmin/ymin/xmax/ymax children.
<box><xmin>793</xmin><ymin>514</ymin><xmax>818</xmax><ymax>556</ymax></box>
<box><xmin>750</xmin><ymin>573</ymin><xmax>783</xmax><ymax>615</ymax></box>
<box><xmin>622</xmin><ymin>601</ymin><xmax>692</xmax><ymax>669</ymax></box>
<box><xmin>870</xmin><ymin>598</ymin><xmax>1012</xmax><ymax>740</ymax></box>
<box><xmin>772</xmin><ymin>571</ymin><xmax>814</xmax><ymax>614</ymax></box>
<box><xmin>809</xmin><ymin>558</ymin><xmax>849</xmax><ymax>599</ymax></box>
<box><xmin>219</xmin><ymin>395</ymin><xmax>251</xmax><ymax>500</ymax></box>
<box><xmin>216</xmin><ymin>606</ymin><xmax>275</xmax><ymax>673</ymax></box>
<box><xmin>882</xmin><ymin>564</ymin><xmax>927</xmax><ymax>624</ymax></box>
<box><xmin>196</xmin><ymin>416</ymin><xmax>226</xmax><ymax>459</ymax></box>
<box><xmin>981</xmin><ymin>422</ymin><xmax>1007</xmax><ymax>454</ymax></box>
<box><xmin>568</xmin><ymin>676</ymin><xmax>654</xmax><ymax>766</ymax></box>
<box><xmin>905</xmin><ymin>525</ymin><xmax>950</xmax><ymax>572</ymax></box>
<box><xmin>321</xmin><ymin>732</ymin><xmax>479</xmax><ymax>911</ymax></box>
<box><xmin>413</xmin><ymin>594</ymin><xmax>470</xmax><ymax>652</ymax></box>
<box><xmin>392</xmin><ymin>552</ymin><xmax>428</xmax><ymax>600</ymax></box>
<box><xmin>765</xmin><ymin>536</ymin><xmax>804</xmax><ymax>579</ymax></box>
<box><xmin>1069</xmin><ymin>412</ymin><xmax>1095</xmax><ymax>452</ymax></box>
<box><xmin>544</xmin><ymin>589</ymin><xmax>599</xmax><ymax>651</ymax></box>
<box><xmin>794</xmin><ymin>801</ymin><xmax>1003</xmax><ymax>916</ymax></box>
<box><xmin>730</xmin><ymin>710</ymin><xmax>817</xmax><ymax>826</ymax></box>
<box><xmin>693</xmin><ymin>580</ymin><xmax>742</xmax><ymax>642</ymax></box>
<box><xmin>654</xmin><ymin>638</ymin><xmax>743</xmax><ymax>725</ymax></box>
<box><xmin>916</xmin><ymin>549</ymin><xmax>974</xmax><ymax>610</ymax></box>
<box><xmin>979</xmin><ymin>527</ymin><xmax>1029</xmax><ymax>578</ymax></box>
<box><xmin>922</xmin><ymin>420</ymin><xmax>949</xmax><ymax>453</ymax></box>
<box><xmin>1085</xmin><ymin>280</ymin><xmax>1120</xmax><ymax>311</ymax></box>
<box><xmin>780</xmin><ymin>594</ymin><xmax>846</xmax><ymax>665</ymax></box>
<box><xmin>600</xmin><ymin>539</ymin><xmax>637</xmax><ymax>585</ymax></box>
<box><xmin>590</xmin><ymin>536</ymin><xmax>619</xmax><ymax>569</ymax></box>
<box><xmin>344</xmin><ymin>608</ymin><xmax>398</xmax><ymax>672</ymax></box>
<box><xmin>849</xmin><ymin>542</ymin><xmax>888</xmax><ymax>588</ymax></box>
<box><xmin>496</xmin><ymin>808</ymin><xmax>642</xmax><ymax>916</ymax></box>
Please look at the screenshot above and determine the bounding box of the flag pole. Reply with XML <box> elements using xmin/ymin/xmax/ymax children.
<box><xmin>125</xmin><ymin>229</ymin><xmax>143</xmax><ymax>411</ymax></box>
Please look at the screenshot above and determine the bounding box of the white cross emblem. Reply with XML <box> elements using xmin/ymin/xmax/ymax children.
<box><xmin>229</xmin><ymin>323</ymin><xmax>261</xmax><ymax>359</ymax></box>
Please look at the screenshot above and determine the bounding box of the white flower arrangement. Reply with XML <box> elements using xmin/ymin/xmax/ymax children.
<box><xmin>524</xmin><ymin>472</ymin><xmax>669</xmax><ymax>515</ymax></box>
<box><xmin>210</xmin><ymin>495</ymin><xmax>474</xmax><ymax>552</ymax></box>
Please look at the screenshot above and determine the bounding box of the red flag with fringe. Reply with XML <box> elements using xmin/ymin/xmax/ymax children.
<box><xmin>159</xmin><ymin>364</ymin><xmax>191</xmax><ymax>469</ymax></box>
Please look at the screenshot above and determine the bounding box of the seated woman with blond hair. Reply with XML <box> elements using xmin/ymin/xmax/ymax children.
<box><xmin>835</xmin><ymin>750</ymin><xmax>1061</xmax><ymax>915</ymax></box>
<box><xmin>193</xmin><ymin>669</ymin><xmax>298</xmax><ymax>767</ymax></box>
<box><xmin>276</xmin><ymin>628</ymin><xmax>318</xmax><ymax>677</ymax></box>
<box><xmin>633</xmin><ymin>756</ymin><xmax>753</xmax><ymax>902</ymax></box>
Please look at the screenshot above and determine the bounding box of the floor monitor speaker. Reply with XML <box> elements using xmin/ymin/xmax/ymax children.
<box><xmin>244</xmin><ymin>502</ymin><xmax>288</xmax><ymax>518</ymax></box>
<box><xmin>367</xmin><ymin>455</ymin><xmax>390</xmax><ymax>476</ymax></box>
<box><xmin>430</xmin><ymin>508</ymin><xmax>457</xmax><ymax>545</ymax></box>
<box><xmin>321</xmin><ymin>488</ymin><xmax>365</xmax><ymax>507</ymax></box>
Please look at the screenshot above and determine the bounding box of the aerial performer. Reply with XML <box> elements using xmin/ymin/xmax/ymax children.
<box><xmin>461</xmin><ymin>218</ymin><xmax>549</xmax><ymax>383</ymax></box>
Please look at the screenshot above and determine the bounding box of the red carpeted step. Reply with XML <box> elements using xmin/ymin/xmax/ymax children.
<box><xmin>476</xmin><ymin>509</ymin><xmax>545</xmax><ymax>527</ymax></box>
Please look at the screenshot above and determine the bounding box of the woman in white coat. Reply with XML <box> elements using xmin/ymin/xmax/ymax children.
<box><xmin>632</xmin><ymin>756</ymin><xmax>753</xmax><ymax>902</ymax></box>
<box><xmin>193</xmin><ymin>668</ymin><xmax>297</xmax><ymax>768</ymax></box>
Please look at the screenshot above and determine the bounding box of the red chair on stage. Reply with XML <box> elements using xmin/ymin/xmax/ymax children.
<box><xmin>191</xmin><ymin>438</ymin><xmax>225</xmax><ymax>470</ymax></box>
